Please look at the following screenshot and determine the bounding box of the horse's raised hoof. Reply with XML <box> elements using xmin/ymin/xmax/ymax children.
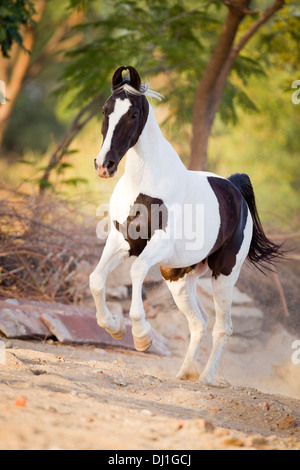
<box><xmin>108</xmin><ymin>325</ymin><xmax>127</xmax><ymax>340</ymax></box>
<box><xmin>133</xmin><ymin>331</ymin><xmax>153</xmax><ymax>352</ymax></box>
<box><xmin>105</xmin><ymin>315</ymin><xmax>127</xmax><ymax>340</ymax></box>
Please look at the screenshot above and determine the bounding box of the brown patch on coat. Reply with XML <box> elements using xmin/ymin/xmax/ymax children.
<box><xmin>207</xmin><ymin>177</ymin><xmax>248</xmax><ymax>279</ymax></box>
<box><xmin>160</xmin><ymin>265</ymin><xmax>197</xmax><ymax>282</ymax></box>
<box><xmin>114</xmin><ymin>193</ymin><xmax>168</xmax><ymax>257</ymax></box>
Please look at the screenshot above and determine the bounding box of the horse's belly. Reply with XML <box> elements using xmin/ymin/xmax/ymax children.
<box><xmin>159</xmin><ymin>235</ymin><xmax>216</xmax><ymax>268</ymax></box>
<box><xmin>160</xmin><ymin>181</ymin><xmax>221</xmax><ymax>267</ymax></box>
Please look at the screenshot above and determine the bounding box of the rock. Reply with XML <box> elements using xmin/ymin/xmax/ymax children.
<box><xmin>197</xmin><ymin>419</ymin><xmax>215</xmax><ymax>432</ymax></box>
<box><xmin>106</xmin><ymin>286</ymin><xmax>128</xmax><ymax>301</ymax></box>
<box><xmin>221</xmin><ymin>437</ymin><xmax>245</xmax><ymax>447</ymax></box>
<box><xmin>107</xmin><ymin>258</ymin><xmax>134</xmax><ymax>288</ymax></box>
<box><xmin>197</xmin><ymin>278</ymin><xmax>253</xmax><ymax>305</ymax></box>
<box><xmin>113</xmin><ymin>378</ymin><xmax>128</xmax><ymax>387</ymax></box>
<box><xmin>231</xmin><ymin>306</ymin><xmax>264</xmax><ymax>336</ymax></box>
<box><xmin>5</xmin><ymin>299</ymin><xmax>20</xmax><ymax>306</ymax></box>
<box><xmin>247</xmin><ymin>436</ymin><xmax>268</xmax><ymax>448</ymax></box>
<box><xmin>41</xmin><ymin>309</ymin><xmax>170</xmax><ymax>356</ymax></box>
<box><xmin>0</xmin><ymin>297</ymin><xmax>169</xmax><ymax>355</ymax></box>
<box><xmin>0</xmin><ymin>305</ymin><xmax>51</xmax><ymax>339</ymax></box>
<box><xmin>143</xmin><ymin>281</ymin><xmax>175</xmax><ymax>311</ymax></box>
<box><xmin>277</xmin><ymin>416</ymin><xmax>296</xmax><ymax>430</ymax></box>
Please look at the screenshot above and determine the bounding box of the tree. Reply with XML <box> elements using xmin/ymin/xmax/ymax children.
<box><xmin>2</xmin><ymin>0</ymin><xmax>299</xmax><ymax>187</ymax></box>
<box><xmin>189</xmin><ymin>0</ymin><xmax>287</xmax><ymax>170</ymax></box>
<box><xmin>0</xmin><ymin>0</ymin><xmax>46</xmax><ymax>150</ymax></box>
<box><xmin>0</xmin><ymin>0</ymin><xmax>36</xmax><ymax>58</ymax></box>
<box><xmin>0</xmin><ymin>0</ymin><xmax>85</xmax><ymax>153</ymax></box>
<box><xmin>54</xmin><ymin>0</ymin><xmax>299</xmax><ymax>176</ymax></box>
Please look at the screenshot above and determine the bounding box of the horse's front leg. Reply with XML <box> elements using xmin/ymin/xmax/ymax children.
<box><xmin>89</xmin><ymin>231</ymin><xmax>129</xmax><ymax>339</ymax></box>
<box><xmin>129</xmin><ymin>232</ymin><xmax>172</xmax><ymax>352</ymax></box>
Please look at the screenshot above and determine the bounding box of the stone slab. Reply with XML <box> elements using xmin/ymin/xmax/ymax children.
<box><xmin>0</xmin><ymin>300</ymin><xmax>51</xmax><ymax>339</ymax></box>
<box><xmin>0</xmin><ymin>298</ymin><xmax>169</xmax><ymax>355</ymax></box>
<box><xmin>41</xmin><ymin>311</ymin><xmax>169</xmax><ymax>356</ymax></box>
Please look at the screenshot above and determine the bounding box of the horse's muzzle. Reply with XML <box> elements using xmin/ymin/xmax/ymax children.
<box><xmin>95</xmin><ymin>159</ymin><xmax>118</xmax><ymax>178</ymax></box>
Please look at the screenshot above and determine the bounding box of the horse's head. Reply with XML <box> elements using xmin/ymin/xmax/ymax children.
<box><xmin>94</xmin><ymin>66</ymin><xmax>149</xmax><ymax>178</ymax></box>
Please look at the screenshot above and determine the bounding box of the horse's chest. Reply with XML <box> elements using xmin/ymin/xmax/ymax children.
<box><xmin>113</xmin><ymin>193</ymin><xmax>168</xmax><ymax>257</ymax></box>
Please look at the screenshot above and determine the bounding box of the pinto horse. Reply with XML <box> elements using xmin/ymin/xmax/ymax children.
<box><xmin>90</xmin><ymin>66</ymin><xmax>282</xmax><ymax>384</ymax></box>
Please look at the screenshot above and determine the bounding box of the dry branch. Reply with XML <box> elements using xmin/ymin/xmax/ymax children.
<box><xmin>0</xmin><ymin>190</ymin><xmax>103</xmax><ymax>303</ymax></box>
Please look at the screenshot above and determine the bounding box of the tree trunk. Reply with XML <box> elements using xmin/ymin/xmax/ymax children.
<box><xmin>189</xmin><ymin>2</ymin><xmax>249</xmax><ymax>170</ymax></box>
<box><xmin>0</xmin><ymin>0</ymin><xmax>46</xmax><ymax>152</ymax></box>
<box><xmin>189</xmin><ymin>0</ymin><xmax>285</xmax><ymax>171</ymax></box>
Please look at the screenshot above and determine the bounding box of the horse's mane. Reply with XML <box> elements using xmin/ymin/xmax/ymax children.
<box><xmin>112</xmin><ymin>82</ymin><xmax>164</xmax><ymax>101</ymax></box>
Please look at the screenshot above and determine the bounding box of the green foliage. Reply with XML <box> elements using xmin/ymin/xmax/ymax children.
<box><xmin>210</xmin><ymin>69</ymin><xmax>300</xmax><ymax>230</ymax></box>
<box><xmin>67</xmin><ymin>0</ymin><xmax>95</xmax><ymax>11</ymax></box>
<box><xmin>2</xmin><ymin>0</ymin><xmax>300</xmax><ymax>206</ymax></box>
<box><xmin>0</xmin><ymin>0</ymin><xmax>36</xmax><ymax>57</ymax></box>
<box><xmin>56</xmin><ymin>0</ymin><xmax>222</xmax><ymax>111</ymax></box>
<box><xmin>57</xmin><ymin>0</ymin><xmax>297</xmax><ymax>132</ymax></box>
<box><xmin>3</xmin><ymin>82</ymin><xmax>67</xmax><ymax>154</ymax></box>
<box><xmin>257</xmin><ymin>1</ymin><xmax>300</xmax><ymax>71</ymax></box>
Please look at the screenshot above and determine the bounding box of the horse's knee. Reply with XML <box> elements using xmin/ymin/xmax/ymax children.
<box><xmin>190</xmin><ymin>316</ymin><xmax>207</xmax><ymax>337</ymax></box>
<box><xmin>130</xmin><ymin>259</ymin><xmax>148</xmax><ymax>282</ymax></box>
<box><xmin>89</xmin><ymin>271</ymin><xmax>105</xmax><ymax>295</ymax></box>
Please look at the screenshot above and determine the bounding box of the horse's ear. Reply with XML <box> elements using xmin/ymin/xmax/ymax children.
<box><xmin>112</xmin><ymin>66</ymin><xmax>127</xmax><ymax>91</ymax></box>
<box><xmin>126</xmin><ymin>66</ymin><xmax>141</xmax><ymax>91</ymax></box>
<box><xmin>112</xmin><ymin>66</ymin><xmax>141</xmax><ymax>92</ymax></box>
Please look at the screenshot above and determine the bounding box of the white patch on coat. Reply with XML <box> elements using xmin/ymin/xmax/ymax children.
<box><xmin>96</xmin><ymin>98</ymin><xmax>131</xmax><ymax>167</ymax></box>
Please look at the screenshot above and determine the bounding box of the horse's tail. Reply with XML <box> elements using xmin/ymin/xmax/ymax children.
<box><xmin>228</xmin><ymin>173</ymin><xmax>284</xmax><ymax>272</ymax></box>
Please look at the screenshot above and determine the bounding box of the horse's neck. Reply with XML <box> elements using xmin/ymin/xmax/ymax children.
<box><xmin>124</xmin><ymin>105</ymin><xmax>186</xmax><ymax>190</ymax></box>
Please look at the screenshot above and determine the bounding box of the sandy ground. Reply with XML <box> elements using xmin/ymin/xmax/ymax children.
<box><xmin>0</xmin><ymin>314</ymin><xmax>300</xmax><ymax>450</ymax></box>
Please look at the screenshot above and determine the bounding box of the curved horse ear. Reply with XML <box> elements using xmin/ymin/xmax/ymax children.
<box><xmin>112</xmin><ymin>66</ymin><xmax>127</xmax><ymax>91</ymax></box>
<box><xmin>112</xmin><ymin>66</ymin><xmax>141</xmax><ymax>92</ymax></box>
<box><xmin>126</xmin><ymin>66</ymin><xmax>141</xmax><ymax>91</ymax></box>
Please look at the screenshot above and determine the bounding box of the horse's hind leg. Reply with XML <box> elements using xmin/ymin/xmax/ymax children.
<box><xmin>201</xmin><ymin>212</ymin><xmax>253</xmax><ymax>384</ymax></box>
<box><xmin>166</xmin><ymin>270</ymin><xmax>208</xmax><ymax>381</ymax></box>
<box><xmin>200</xmin><ymin>272</ymin><xmax>237</xmax><ymax>384</ymax></box>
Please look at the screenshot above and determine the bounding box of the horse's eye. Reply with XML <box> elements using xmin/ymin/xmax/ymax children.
<box><xmin>131</xmin><ymin>112</ymin><xmax>138</xmax><ymax>120</ymax></box>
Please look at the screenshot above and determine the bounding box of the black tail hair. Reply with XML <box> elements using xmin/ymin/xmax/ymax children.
<box><xmin>228</xmin><ymin>173</ymin><xmax>284</xmax><ymax>272</ymax></box>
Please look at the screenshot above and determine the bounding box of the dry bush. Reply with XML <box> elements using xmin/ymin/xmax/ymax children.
<box><xmin>0</xmin><ymin>190</ymin><xmax>103</xmax><ymax>303</ymax></box>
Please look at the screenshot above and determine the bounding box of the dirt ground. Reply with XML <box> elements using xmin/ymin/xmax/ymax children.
<box><xmin>0</xmin><ymin>303</ymin><xmax>300</xmax><ymax>450</ymax></box>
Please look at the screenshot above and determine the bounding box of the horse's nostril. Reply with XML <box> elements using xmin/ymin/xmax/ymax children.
<box><xmin>106</xmin><ymin>161</ymin><xmax>117</xmax><ymax>171</ymax></box>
